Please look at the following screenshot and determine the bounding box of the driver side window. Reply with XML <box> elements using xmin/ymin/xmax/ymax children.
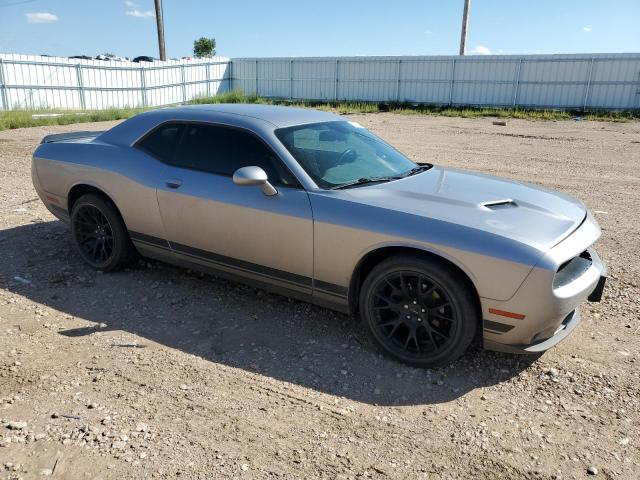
<box><xmin>171</xmin><ymin>124</ymin><xmax>299</xmax><ymax>187</ymax></box>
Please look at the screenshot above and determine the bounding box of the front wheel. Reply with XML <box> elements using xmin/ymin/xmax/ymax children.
<box><xmin>359</xmin><ymin>254</ymin><xmax>478</xmax><ymax>367</ymax></box>
<box><xmin>70</xmin><ymin>193</ymin><xmax>137</xmax><ymax>271</ymax></box>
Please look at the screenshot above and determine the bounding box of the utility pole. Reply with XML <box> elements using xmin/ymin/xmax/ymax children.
<box><xmin>154</xmin><ymin>0</ymin><xmax>166</xmax><ymax>60</ymax></box>
<box><xmin>459</xmin><ymin>0</ymin><xmax>471</xmax><ymax>56</ymax></box>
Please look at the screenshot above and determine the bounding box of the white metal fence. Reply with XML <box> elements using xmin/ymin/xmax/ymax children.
<box><xmin>1</xmin><ymin>53</ymin><xmax>639</xmax><ymax>111</ymax></box>
<box><xmin>232</xmin><ymin>53</ymin><xmax>640</xmax><ymax>110</ymax></box>
<box><xmin>0</xmin><ymin>54</ymin><xmax>231</xmax><ymax>110</ymax></box>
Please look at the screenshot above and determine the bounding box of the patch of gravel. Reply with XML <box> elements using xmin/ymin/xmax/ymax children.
<box><xmin>0</xmin><ymin>115</ymin><xmax>638</xmax><ymax>479</ymax></box>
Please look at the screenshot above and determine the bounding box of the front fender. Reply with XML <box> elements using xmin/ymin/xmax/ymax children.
<box><xmin>310</xmin><ymin>192</ymin><xmax>542</xmax><ymax>302</ymax></box>
<box><xmin>353</xmin><ymin>241</ymin><xmax>480</xmax><ymax>287</ymax></box>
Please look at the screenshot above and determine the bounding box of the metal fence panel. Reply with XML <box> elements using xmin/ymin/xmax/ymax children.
<box><xmin>338</xmin><ymin>58</ymin><xmax>397</xmax><ymax>102</ymax></box>
<box><xmin>257</xmin><ymin>59</ymin><xmax>289</xmax><ymax>98</ymax></box>
<box><xmin>400</xmin><ymin>58</ymin><xmax>452</xmax><ymax>104</ymax></box>
<box><xmin>1</xmin><ymin>53</ymin><xmax>638</xmax><ymax>111</ymax></box>
<box><xmin>232</xmin><ymin>53</ymin><xmax>640</xmax><ymax>110</ymax></box>
<box><xmin>230</xmin><ymin>59</ymin><xmax>256</xmax><ymax>96</ymax></box>
<box><xmin>0</xmin><ymin>53</ymin><xmax>231</xmax><ymax>110</ymax></box>
<box><xmin>293</xmin><ymin>59</ymin><xmax>336</xmax><ymax>101</ymax></box>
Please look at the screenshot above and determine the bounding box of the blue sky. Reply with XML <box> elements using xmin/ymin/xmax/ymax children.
<box><xmin>0</xmin><ymin>0</ymin><xmax>638</xmax><ymax>58</ymax></box>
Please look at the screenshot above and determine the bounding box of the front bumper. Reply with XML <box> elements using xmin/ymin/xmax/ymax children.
<box><xmin>484</xmin><ymin>309</ymin><xmax>581</xmax><ymax>354</ymax></box>
<box><xmin>482</xmin><ymin>213</ymin><xmax>606</xmax><ymax>354</ymax></box>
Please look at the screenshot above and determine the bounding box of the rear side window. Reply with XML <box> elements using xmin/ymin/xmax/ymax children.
<box><xmin>173</xmin><ymin>124</ymin><xmax>297</xmax><ymax>186</ymax></box>
<box><xmin>137</xmin><ymin>123</ymin><xmax>184</xmax><ymax>162</ymax></box>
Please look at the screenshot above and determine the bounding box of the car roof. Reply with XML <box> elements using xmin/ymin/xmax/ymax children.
<box><xmin>162</xmin><ymin>104</ymin><xmax>342</xmax><ymax>128</ymax></box>
<box><xmin>97</xmin><ymin>104</ymin><xmax>345</xmax><ymax>148</ymax></box>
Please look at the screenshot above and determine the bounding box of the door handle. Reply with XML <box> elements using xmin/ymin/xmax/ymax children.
<box><xmin>165</xmin><ymin>179</ymin><xmax>183</xmax><ymax>189</ymax></box>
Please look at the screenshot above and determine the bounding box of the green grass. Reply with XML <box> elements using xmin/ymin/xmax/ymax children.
<box><xmin>388</xmin><ymin>105</ymin><xmax>574</xmax><ymax>120</ymax></box>
<box><xmin>0</xmin><ymin>107</ymin><xmax>146</xmax><ymax>131</ymax></box>
<box><xmin>190</xmin><ymin>92</ymin><xmax>639</xmax><ymax>121</ymax></box>
<box><xmin>387</xmin><ymin>105</ymin><xmax>640</xmax><ymax>121</ymax></box>
<box><xmin>189</xmin><ymin>90</ymin><xmax>267</xmax><ymax>105</ymax></box>
<box><xmin>1</xmin><ymin>91</ymin><xmax>637</xmax><ymax>131</ymax></box>
<box><xmin>583</xmin><ymin>110</ymin><xmax>640</xmax><ymax>122</ymax></box>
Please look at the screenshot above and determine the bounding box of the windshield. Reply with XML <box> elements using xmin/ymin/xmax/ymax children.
<box><xmin>275</xmin><ymin>121</ymin><xmax>421</xmax><ymax>189</ymax></box>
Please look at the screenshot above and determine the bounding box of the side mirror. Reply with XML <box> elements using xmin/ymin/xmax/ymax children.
<box><xmin>232</xmin><ymin>166</ymin><xmax>278</xmax><ymax>196</ymax></box>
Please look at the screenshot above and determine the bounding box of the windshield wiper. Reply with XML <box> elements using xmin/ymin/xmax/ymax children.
<box><xmin>397</xmin><ymin>164</ymin><xmax>433</xmax><ymax>178</ymax></box>
<box><xmin>329</xmin><ymin>165</ymin><xmax>433</xmax><ymax>190</ymax></box>
<box><xmin>329</xmin><ymin>176</ymin><xmax>395</xmax><ymax>190</ymax></box>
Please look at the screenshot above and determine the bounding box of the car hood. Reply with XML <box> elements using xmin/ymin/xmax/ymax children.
<box><xmin>338</xmin><ymin>166</ymin><xmax>586</xmax><ymax>251</ymax></box>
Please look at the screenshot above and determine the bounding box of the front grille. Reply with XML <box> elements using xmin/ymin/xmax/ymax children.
<box><xmin>553</xmin><ymin>250</ymin><xmax>592</xmax><ymax>289</ymax></box>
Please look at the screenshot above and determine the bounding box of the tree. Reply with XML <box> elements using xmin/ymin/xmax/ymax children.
<box><xmin>193</xmin><ymin>37</ymin><xmax>216</xmax><ymax>58</ymax></box>
<box><xmin>102</xmin><ymin>52</ymin><xmax>116</xmax><ymax>59</ymax></box>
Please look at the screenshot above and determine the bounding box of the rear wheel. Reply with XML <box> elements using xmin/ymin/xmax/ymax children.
<box><xmin>70</xmin><ymin>193</ymin><xmax>137</xmax><ymax>271</ymax></box>
<box><xmin>359</xmin><ymin>254</ymin><xmax>478</xmax><ymax>367</ymax></box>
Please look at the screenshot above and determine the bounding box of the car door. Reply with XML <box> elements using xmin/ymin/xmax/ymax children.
<box><xmin>154</xmin><ymin>122</ymin><xmax>314</xmax><ymax>296</ymax></box>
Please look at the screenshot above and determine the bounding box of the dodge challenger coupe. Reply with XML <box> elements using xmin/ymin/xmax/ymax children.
<box><xmin>31</xmin><ymin>104</ymin><xmax>607</xmax><ymax>367</ymax></box>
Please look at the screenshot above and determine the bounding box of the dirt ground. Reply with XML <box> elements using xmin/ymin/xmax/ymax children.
<box><xmin>0</xmin><ymin>113</ymin><xmax>639</xmax><ymax>480</ymax></box>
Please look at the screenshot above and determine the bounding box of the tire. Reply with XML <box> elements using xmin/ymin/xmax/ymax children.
<box><xmin>70</xmin><ymin>193</ymin><xmax>138</xmax><ymax>272</ymax></box>
<box><xmin>359</xmin><ymin>254</ymin><xmax>478</xmax><ymax>367</ymax></box>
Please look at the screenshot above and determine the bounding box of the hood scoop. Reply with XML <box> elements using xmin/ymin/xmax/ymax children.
<box><xmin>482</xmin><ymin>199</ymin><xmax>518</xmax><ymax>210</ymax></box>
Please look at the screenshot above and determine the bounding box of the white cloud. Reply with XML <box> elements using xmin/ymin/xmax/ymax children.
<box><xmin>126</xmin><ymin>9</ymin><xmax>155</xmax><ymax>19</ymax></box>
<box><xmin>583</xmin><ymin>26</ymin><xmax>592</xmax><ymax>32</ymax></box>
<box><xmin>473</xmin><ymin>45</ymin><xmax>491</xmax><ymax>55</ymax></box>
<box><xmin>25</xmin><ymin>12</ymin><xmax>58</xmax><ymax>23</ymax></box>
<box><xmin>124</xmin><ymin>0</ymin><xmax>139</xmax><ymax>6</ymax></box>
<box><xmin>424</xmin><ymin>30</ymin><xmax>434</xmax><ymax>35</ymax></box>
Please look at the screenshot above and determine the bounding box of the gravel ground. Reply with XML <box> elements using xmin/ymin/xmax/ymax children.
<box><xmin>0</xmin><ymin>114</ymin><xmax>638</xmax><ymax>480</ymax></box>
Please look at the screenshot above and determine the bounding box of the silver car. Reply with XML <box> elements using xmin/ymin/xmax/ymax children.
<box><xmin>31</xmin><ymin>104</ymin><xmax>607</xmax><ymax>367</ymax></box>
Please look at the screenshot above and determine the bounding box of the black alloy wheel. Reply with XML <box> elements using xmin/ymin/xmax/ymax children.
<box><xmin>360</xmin><ymin>255</ymin><xmax>478</xmax><ymax>367</ymax></box>
<box><xmin>70</xmin><ymin>193</ymin><xmax>138</xmax><ymax>271</ymax></box>
<box><xmin>73</xmin><ymin>204</ymin><xmax>115</xmax><ymax>266</ymax></box>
